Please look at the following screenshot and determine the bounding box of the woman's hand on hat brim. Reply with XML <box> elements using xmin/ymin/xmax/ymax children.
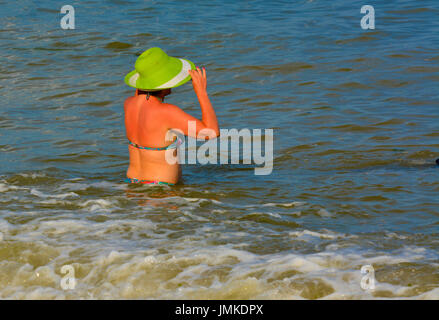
<box><xmin>189</xmin><ymin>67</ymin><xmax>207</xmax><ymax>94</ymax></box>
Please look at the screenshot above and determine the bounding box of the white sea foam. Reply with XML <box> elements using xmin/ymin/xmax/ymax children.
<box><xmin>289</xmin><ymin>229</ymin><xmax>344</xmax><ymax>240</ymax></box>
<box><xmin>18</xmin><ymin>172</ymin><xmax>46</xmax><ymax>179</ymax></box>
<box><xmin>262</xmin><ymin>201</ymin><xmax>306</xmax><ymax>208</ymax></box>
<box><xmin>0</xmin><ymin>183</ymin><xmax>20</xmax><ymax>192</ymax></box>
<box><xmin>266</xmin><ymin>212</ymin><xmax>282</xmax><ymax>218</ymax></box>
<box><xmin>30</xmin><ymin>188</ymin><xmax>79</xmax><ymax>199</ymax></box>
<box><xmin>385</xmin><ymin>232</ymin><xmax>408</xmax><ymax>240</ymax></box>
<box><xmin>0</xmin><ymin>240</ymin><xmax>437</xmax><ymax>299</ymax></box>
<box><xmin>144</xmin><ymin>256</ymin><xmax>158</xmax><ymax>264</ymax></box>
<box><xmin>212</xmin><ymin>209</ymin><xmax>227</xmax><ymax>214</ymax></box>
<box><xmin>80</xmin><ymin>199</ymin><xmax>116</xmax><ymax>212</ymax></box>
<box><xmin>0</xmin><ymin>177</ymin><xmax>437</xmax><ymax>300</ymax></box>
<box><xmin>181</xmin><ymin>210</ymin><xmax>209</xmax><ymax>222</ymax></box>
<box><xmin>246</xmin><ymin>211</ymin><xmax>283</xmax><ymax>219</ymax></box>
<box><xmin>182</xmin><ymin>197</ymin><xmax>202</xmax><ymax>203</ymax></box>
<box><xmin>38</xmin><ymin>219</ymin><xmax>92</xmax><ymax>236</ymax></box>
<box><xmin>418</xmin><ymin>288</ymin><xmax>439</xmax><ymax>299</ymax></box>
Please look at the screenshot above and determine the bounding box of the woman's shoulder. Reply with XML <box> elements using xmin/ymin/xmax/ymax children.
<box><xmin>124</xmin><ymin>96</ymin><xmax>135</xmax><ymax>104</ymax></box>
<box><xmin>123</xmin><ymin>96</ymin><xmax>137</xmax><ymax>111</ymax></box>
<box><xmin>161</xmin><ymin>102</ymin><xmax>181</xmax><ymax>111</ymax></box>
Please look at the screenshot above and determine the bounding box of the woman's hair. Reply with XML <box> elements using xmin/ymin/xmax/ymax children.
<box><xmin>137</xmin><ymin>89</ymin><xmax>165</xmax><ymax>97</ymax></box>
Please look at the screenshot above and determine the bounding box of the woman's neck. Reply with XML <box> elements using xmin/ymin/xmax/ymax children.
<box><xmin>146</xmin><ymin>94</ymin><xmax>164</xmax><ymax>103</ymax></box>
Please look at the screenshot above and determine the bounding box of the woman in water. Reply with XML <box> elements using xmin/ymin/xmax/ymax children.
<box><xmin>123</xmin><ymin>47</ymin><xmax>219</xmax><ymax>185</ymax></box>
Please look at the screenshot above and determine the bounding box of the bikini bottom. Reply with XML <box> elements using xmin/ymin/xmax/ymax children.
<box><xmin>124</xmin><ymin>178</ymin><xmax>175</xmax><ymax>186</ymax></box>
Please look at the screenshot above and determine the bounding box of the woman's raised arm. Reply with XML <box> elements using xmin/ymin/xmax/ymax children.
<box><xmin>164</xmin><ymin>66</ymin><xmax>219</xmax><ymax>139</ymax></box>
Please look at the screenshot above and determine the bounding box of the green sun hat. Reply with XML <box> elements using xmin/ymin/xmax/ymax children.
<box><xmin>124</xmin><ymin>47</ymin><xmax>196</xmax><ymax>90</ymax></box>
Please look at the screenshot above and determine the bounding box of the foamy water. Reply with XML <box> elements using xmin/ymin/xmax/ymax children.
<box><xmin>1</xmin><ymin>174</ymin><xmax>438</xmax><ymax>299</ymax></box>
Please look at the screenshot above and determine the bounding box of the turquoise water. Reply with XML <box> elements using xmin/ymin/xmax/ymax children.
<box><xmin>0</xmin><ymin>0</ymin><xmax>438</xmax><ymax>299</ymax></box>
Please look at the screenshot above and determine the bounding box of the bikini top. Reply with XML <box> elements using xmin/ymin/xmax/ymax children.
<box><xmin>128</xmin><ymin>137</ymin><xmax>182</xmax><ymax>151</ymax></box>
